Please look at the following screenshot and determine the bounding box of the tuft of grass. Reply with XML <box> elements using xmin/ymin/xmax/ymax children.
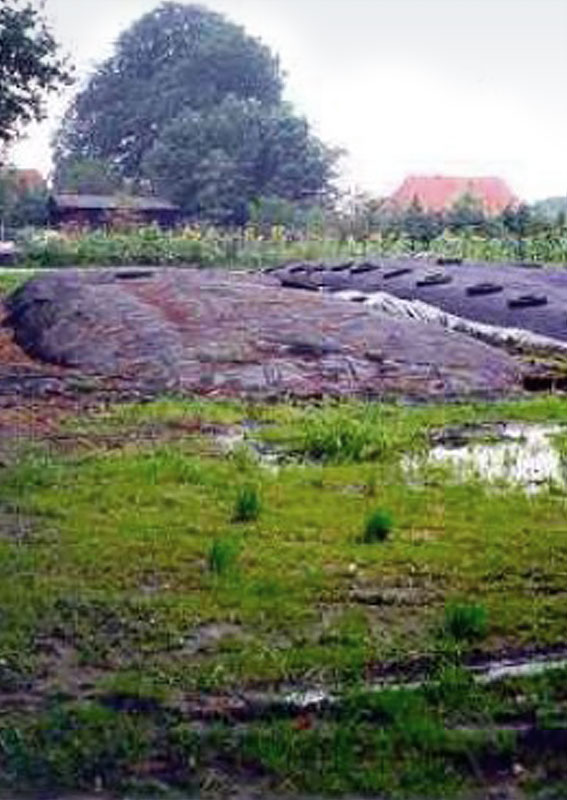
<box><xmin>207</xmin><ymin>537</ymin><xmax>241</xmax><ymax>576</ymax></box>
<box><xmin>443</xmin><ymin>602</ymin><xmax>488</xmax><ymax>642</ymax></box>
<box><xmin>360</xmin><ymin>509</ymin><xmax>393</xmax><ymax>543</ymax></box>
<box><xmin>232</xmin><ymin>485</ymin><xmax>261</xmax><ymax>523</ymax></box>
<box><xmin>296</xmin><ymin>408</ymin><xmax>392</xmax><ymax>463</ymax></box>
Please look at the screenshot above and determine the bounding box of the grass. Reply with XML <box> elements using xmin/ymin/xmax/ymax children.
<box><xmin>208</xmin><ymin>537</ymin><xmax>241</xmax><ymax>576</ymax></box>
<box><xmin>443</xmin><ymin>603</ymin><xmax>489</xmax><ymax>642</ymax></box>
<box><xmin>3</xmin><ymin>394</ymin><xmax>567</xmax><ymax>794</ymax></box>
<box><xmin>232</xmin><ymin>485</ymin><xmax>262</xmax><ymax>523</ymax></box>
<box><xmin>3</xmin><ymin>666</ymin><xmax>567</xmax><ymax>796</ymax></box>
<box><xmin>0</xmin><ymin>270</ymin><xmax>35</xmax><ymax>296</ymax></box>
<box><xmin>361</xmin><ymin>509</ymin><xmax>393</xmax><ymax>543</ymax></box>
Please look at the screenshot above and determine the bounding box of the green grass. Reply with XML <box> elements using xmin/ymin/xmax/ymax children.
<box><xmin>208</xmin><ymin>537</ymin><xmax>241</xmax><ymax>576</ymax></box>
<box><xmin>3</xmin><ymin>666</ymin><xmax>567</xmax><ymax>796</ymax></box>
<box><xmin>361</xmin><ymin>509</ymin><xmax>393</xmax><ymax>543</ymax></box>
<box><xmin>3</xmin><ymin>395</ymin><xmax>567</xmax><ymax>794</ymax></box>
<box><xmin>0</xmin><ymin>270</ymin><xmax>35</xmax><ymax>296</ymax></box>
<box><xmin>232</xmin><ymin>485</ymin><xmax>262</xmax><ymax>523</ymax></box>
<box><xmin>443</xmin><ymin>603</ymin><xmax>489</xmax><ymax>642</ymax></box>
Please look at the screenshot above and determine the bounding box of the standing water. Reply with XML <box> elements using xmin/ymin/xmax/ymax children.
<box><xmin>406</xmin><ymin>422</ymin><xmax>567</xmax><ymax>492</ymax></box>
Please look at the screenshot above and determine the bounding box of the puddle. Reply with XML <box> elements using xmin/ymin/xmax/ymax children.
<box><xmin>214</xmin><ymin>423</ymin><xmax>287</xmax><ymax>473</ymax></box>
<box><xmin>476</xmin><ymin>653</ymin><xmax>567</xmax><ymax>683</ymax></box>
<box><xmin>406</xmin><ymin>422</ymin><xmax>567</xmax><ymax>492</ymax></box>
<box><xmin>214</xmin><ymin>421</ymin><xmax>567</xmax><ymax>491</ymax></box>
<box><xmin>280</xmin><ymin>650</ymin><xmax>567</xmax><ymax>711</ymax></box>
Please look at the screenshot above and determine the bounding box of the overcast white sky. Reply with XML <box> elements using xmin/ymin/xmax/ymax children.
<box><xmin>10</xmin><ymin>0</ymin><xmax>567</xmax><ymax>201</ymax></box>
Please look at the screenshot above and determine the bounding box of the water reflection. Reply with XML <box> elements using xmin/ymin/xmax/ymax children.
<box><xmin>408</xmin><ymin>422</ymin><xmax>567</xmax><ymax>492</ymax></box>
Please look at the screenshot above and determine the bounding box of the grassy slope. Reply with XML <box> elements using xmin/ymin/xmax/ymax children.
<box><xmin>3</xmin><ymin>397</ymin><xmax>567</xmax><ymax>796</ymax></box>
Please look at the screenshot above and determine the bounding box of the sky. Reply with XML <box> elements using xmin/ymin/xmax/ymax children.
<box><xmin>11</xmin><ymin>0</ymin><xmax>567</xmax><ymax>202</ymax></box>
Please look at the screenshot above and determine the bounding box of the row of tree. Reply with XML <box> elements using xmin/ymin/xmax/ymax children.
<box><xmin>1</xmin><ymin>161</ymin><xmax>565</xmax><ymax>241</ymax></box>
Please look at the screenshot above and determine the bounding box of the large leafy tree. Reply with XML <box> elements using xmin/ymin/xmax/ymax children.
<box><xmin>54</xmin><ymin>2</ymin><xmax>338</xmax><ymax>222</ymax></box>
<box><xmin>0</xmin><ymin>1</ymin><xmax>71</xmax><ymax>148</ymax></box>
<box><xmin>143</xmin><ymin>96</ymin><xmax>337</xmax><ymax>224</ymax></box>
<box><xmin>54</xmin><ymin>2</ymin><xmax>283</xmax><ymax>179</ymax></box>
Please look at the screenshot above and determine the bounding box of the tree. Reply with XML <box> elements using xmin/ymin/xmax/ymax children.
<box><xmin>0</xmin><ymin>170</ymin><xmax>18</xmax><ymax>236</ymax></box>
<box><xmin>54</xmin><ymin>3</ymin><xmax>338</xmax><ymax>222</ymax></box>
<box><xmin>54</xmin><ymin>157</ymin><xmax>123</xmax><ymax>195</ymax></box>
<box><xmin>531</xmin><ymin>196</ymin><xmax>567</xmax><ymax>224</ymax></box>
<box><xmin>402</xmin><ymin>197</ymin><xmax>444</xmax><ymax>250</ymax></box>
<box><xmin>446</xmin><ymin>192</ymin><xmax>486</xmax><ymax>232</ymax></box>
<box><xmin>0</xmin><ymin>1</ymin><xmax>71</xmax><ymax>148</ymax></box>
<box><xmin>143</xmin><ymin>95</ymin><xmax>337</xmax><ymax>223</ymax></box>
<box><xmin>0</xmin><ymin>168</ymin><xmax>48</xmax><ymax>232</ymax></box>
<box><xmin>500</xmin><ymin>203</ymin><xmax>534</xmax><ymax>260</ymax></box>
<box><xmin>54</xmin><ymin>3</ymin><xmax>283</xmax><ymax>179</ymax></box>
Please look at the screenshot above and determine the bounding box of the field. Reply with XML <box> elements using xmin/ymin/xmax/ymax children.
<box><xmin>3</xmin><ymin>387</ymin><xmax>567</xmax><ymax>797</ymax></box>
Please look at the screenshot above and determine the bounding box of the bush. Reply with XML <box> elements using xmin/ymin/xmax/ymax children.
<box><xmin>232</xmin><ymin>485</ymin><xmax>261</xmax><ymax>523</ymax></box>
<box><xmin>443</xmin><ymin>603</ymin><xmax>488</xmax><ymax>642</ymax></box>
<box><xmin>361</xmin><ymin>509</ymin><xmax>393</xmax><ymax>543</ymax></box>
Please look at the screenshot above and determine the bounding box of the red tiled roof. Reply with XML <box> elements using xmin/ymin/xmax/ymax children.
<box><xmin>390</xmin><ymin>176</ymin><xmax>518</xmax><ymax>215</ymax></box>
<box><xmin>12</xmin><ymin>169</ymin><xmax>46</xmax><ymax>191</ymax></box>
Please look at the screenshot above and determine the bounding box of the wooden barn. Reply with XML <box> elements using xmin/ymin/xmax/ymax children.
<box><xmin>48</xmin><ymin>194</ymin><xmax>181</xmax><ymax>229</ymax></box>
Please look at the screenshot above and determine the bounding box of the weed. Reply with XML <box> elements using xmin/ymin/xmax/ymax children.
<box><xmin>360</xmin><ymin>509</ymin><xmax>393</xmax><ymax>543</ymax></box>
<box><xmin>232</xmin><ymin>485</ymin><xmax>261</xmax><ymax>522</ymax></box>
<box><xmin>443</xmin><ymin>602</ymin><xmax>488</xmax><ymax>642</ymax></box>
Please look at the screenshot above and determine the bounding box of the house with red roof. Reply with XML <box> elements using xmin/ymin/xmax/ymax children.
<box><xmin>389</xmin><ymin>175</ymin><xmax>518</xmax><ymax>216</ymax></box>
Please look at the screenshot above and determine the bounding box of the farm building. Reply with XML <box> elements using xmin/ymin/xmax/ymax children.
<box><xmin>389</xmin><ymin>176</ymin><xmax>518</xmax><ymax>215</ymax></box>
<box><xmin>48</xmin><ymin>194</ymin><xmax>181</xmax><ymax>229</ymax></box>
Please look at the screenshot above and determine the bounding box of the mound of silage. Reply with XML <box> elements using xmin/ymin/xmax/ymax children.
<box><xmin>4</xmin><ymin>268</ymin><xmax>520</xmax><ymax>398</ymax></box>
<box><xmin>271</xmin><ymin>257</ymin><xmax>567</xmax><ymax>345</ymax></box>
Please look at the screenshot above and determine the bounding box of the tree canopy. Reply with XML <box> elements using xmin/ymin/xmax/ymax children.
<box><xmin>54</xmin><ymin>2</ymin><xmax>339</xmax><ymax>223</ymax></box>
<box><xmin>144</xmin><ymin>96</ymin><xmax>337</xmax><ymax>224</ymax></box>
<box><xmin>54</xmin><ymin>3</ymin><xmax>282</xmax><ymax>177</ymax></box>
<box><xmin>54</xmin><ymin>157</ymin><xmax>124</xmax><ymax>196</ymax></box>
<box><xmin>0</xmin><ymin>1</ymin><xmax>71</xmax><ymax>148</ymax></box>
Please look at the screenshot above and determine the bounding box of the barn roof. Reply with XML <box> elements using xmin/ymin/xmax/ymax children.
<box><xmin>51</xmin><ymin>194</ymin><xmax>179</xmax><ymax>212</ymax></box>
<box><xmin>389</xmin><ymin>176</ymin><xmax>518</xmax><ymax>215</ymax></box>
